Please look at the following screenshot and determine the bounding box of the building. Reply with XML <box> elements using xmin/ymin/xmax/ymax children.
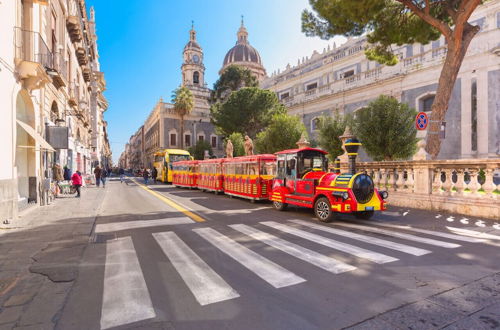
<box><xmin>261</xmin><ymin>2</ymin><xmax>500</xmax><ymax>160</ymax></box>
<box><xmin>0</xmin><ymin>0</ymin><xmax>111</xmax><ymax>221</ymax></box>
<box><xmin>220</xmin><ymin>19</ymin><xmax>266</xmax><ymax>81</ymax></box>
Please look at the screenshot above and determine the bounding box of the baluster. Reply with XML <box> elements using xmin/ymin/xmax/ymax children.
<box><xmin>390</xmin><ymin>169</ymin><xmax>398</xmax><ymax>192</ymax></box>
<box><xmin>396</xmin><ymin>168</ymin><xmax>405</xmax><ymax>191</ymax></box>
<box><xmin>482</xmin><ymin>168</ymin><xmax>496</xmax><ymax>198</ymax></box>
<box><xmin>380</xmin><ymin>169</ymin><xmax>388</xmax><ymax>190</ymax></box>
<box><xmin>454</xmin><ymin>169</ymin><xmax>465</xmax><ymax>195</ymax></box>
<box><xmin>373</xmin><ymin>169</ymin><xmax>380</xmax><ymax>190</ymax></box>
<box><xmin>432</xmin><ymin>168</ymin><xmax>442</xmax><ymax>194</ymax></box>
<box><xmin>442</xmin><ymin>169</ymin><xmax>453</xmax><ymax>195</ymax></box>
<box><xmin>468</xmin><ymin>169</ymin><xmax>480</xmax><ymax>196</ymax></box>
<box><xmin>406</xmin><ymin>168</ymin><xmax>415</xmax><ymax>193</ymax></box>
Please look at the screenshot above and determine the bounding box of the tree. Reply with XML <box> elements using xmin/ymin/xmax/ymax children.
<box><xmin>211</xmin><ymin>87</ymin><xmax>286</xmax><ymax>138</ymax></box>
<box><xmin>225</xmin><ymin>132</ymin><xmax>245</xmax><ymax>157</ymax></box>
<box><xmin>302</xmin><ymin>0</ymin><xmax>484</xmax><ymax>158</ymax></box>
<box><xmin>188</xmin><ymin>141</ymin><xmax>213</xmax><ymax>160</ymax></box>
<box><xmin>171</xmin><ymin>86</ymin><xmax>194</xmax><ymax>149</ymax></box>
<box><xmin>317</xmin><ymin>114</ymin><xmax>348</xmax><ymax>161</ymax></box>
<box><xmin>255</xmin><ymin>113</ymin><xmax>307</xmax><ymax>154</ymax></box>
<box><xmin>351</xmin><ymin>95</ymin><xmax>418</xmax><ymax>161</ymax></box>
<box><xmin>211</xmin><ymin>65</ymin><xmax>258</xmax><ymax>103</ymax></box>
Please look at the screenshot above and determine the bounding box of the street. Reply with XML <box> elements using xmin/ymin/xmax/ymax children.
<box><xmin>45</xmin><ymin>176</ymin><xmax>500</xmax><ymax>330</ymax></box>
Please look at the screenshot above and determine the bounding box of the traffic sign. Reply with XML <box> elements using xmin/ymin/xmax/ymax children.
<box><xmin>415</xmin><ymin>112</ymin><xmax>428</xmax><ymax>130</ymax></box>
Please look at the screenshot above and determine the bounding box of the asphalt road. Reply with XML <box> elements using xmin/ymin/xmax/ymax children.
<box><xmin>57</xmin><ymin>176</ymin><xmax>500</xmax><ymax>330</ymax></box>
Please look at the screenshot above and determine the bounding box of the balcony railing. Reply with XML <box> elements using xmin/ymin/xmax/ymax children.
<box><xmin>14</xmin><ymin>27</ymin><xmax>52</xmax><ymax>68</ymax></box>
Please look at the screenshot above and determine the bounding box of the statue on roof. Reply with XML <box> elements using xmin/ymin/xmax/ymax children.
<box><xmin>244</xmin><ymin>135</ymin><xmax>254</xmax><ymax>155</ymax></box>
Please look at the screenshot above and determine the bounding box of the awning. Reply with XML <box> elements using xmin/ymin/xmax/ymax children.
<box><xmin>16</xmin><ymin>119</ymin><xmax>55</xmax><ymax>152</ymax></box>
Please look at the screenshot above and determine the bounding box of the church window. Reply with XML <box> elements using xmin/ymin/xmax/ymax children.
<box><xmin>170</xmin><ymin>133</ymin><xmax>177</xmax><ymax>147</ymax></box>
<box><xmin>193</xmin><ymin>71</ymin><xmax>200</xmax><ymax>84</ymax></box>
<box><xmin>198</xmin><ymin>135</ymin><xmax>204</xmax><ymax>142</ymax></box>
<box><xmin>185</xmin><ymin>134</ymin><xmax>191</xmax><ymax>147</ymax></box>
<box><xmin>211</xmin><ymin>136</ymin><xmax>217</xmax><ymax>148</ymax></box>
<box><xmin>471</xmin><ymin>80</ymin><xmax>477</xmax><ymax>151</ymax></box>
<box><xmin>306</xmin><ymin>83</ymin><xmax>317</xmax><ymax>91</ymax></box>
<box><xmin>311</xmin><ymin>117</ymin><xmax>321</xmax><ymax>131</ymax></box>
<box><xmin>343</xmin><ymin>70</ymin><xmax>354</xmax><ymax>78</ymax></box>
<box><xmin>280</xmin><ymin>92</ymin><xmax>290</xmax><ymax>100</ymax></box>
<box><xmin>422</xmin><ymin>95</ymin><xmax>435</xmax><ymax>112</ymax></box>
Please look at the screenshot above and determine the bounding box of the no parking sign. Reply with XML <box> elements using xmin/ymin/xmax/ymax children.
<box><xmin>415</xmin><ymin>112</ymin><xmax>428</xmax><ymax>130</ymax></box>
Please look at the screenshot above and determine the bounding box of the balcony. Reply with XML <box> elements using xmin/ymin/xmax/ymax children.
<box><xmin>46</xmin><ymin>52</ymin><xmax>68</xmax><ymax>89</ymax></box>
<box><xmin>76</xmin><ymin>45</ymin><xmax>88</xmax><ymax>66</ymax></box>
<box><xmin>66</xmin><ymin>15</ymin><xmax>83</xmax><ymax>43</ymax></box>
<box><xmin>14</xmin><ymin>27</ymin><xmax>51</xmax><ymax>91</ymax></box>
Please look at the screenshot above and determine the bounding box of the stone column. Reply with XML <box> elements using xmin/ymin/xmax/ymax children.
<box><xmin>460</xmin><ymin>72</ymin><xmax>472</xmax><ymax>158</ymax></box>
<box><xmin>477</xmin><ymin>70</ymin><xmax>489</xmax><ymax>157</ymax></box>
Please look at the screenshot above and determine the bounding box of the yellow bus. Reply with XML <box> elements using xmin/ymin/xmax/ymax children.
<box><xmin>153</xmin><ymin>149</ymin><xmax>192</xmax><ymax>183</ymax></box>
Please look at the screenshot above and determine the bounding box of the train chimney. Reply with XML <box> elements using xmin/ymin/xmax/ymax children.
<box><xmin>344</xmin><ymin>138</ymin><xmax>361</xmax><ymax>174</ymax></box>
<box><xmin>334</xmin><ymin>158</ymin><xmax>341</xmax><ymax>174</ymax></box>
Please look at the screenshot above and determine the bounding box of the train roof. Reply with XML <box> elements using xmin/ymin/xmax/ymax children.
<box><xmin>275</xmin><ymin>147</ymin><xmax>328</xmax><ymax>155</ymax></box>
<box><xmin>224</xmin><ymin>154</ymin><xmax>276</xmax><ymax>163</ymax></box>
<box><xmin>172</xmin><ymin>160</ymin><xmax>198</xmax><ymax>165</ymax></box>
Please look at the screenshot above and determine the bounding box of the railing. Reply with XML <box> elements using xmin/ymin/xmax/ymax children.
<box><xmin>14</xmin><ymin>27</ymin><xmax>52</xmax><ymax>68</ymax></box>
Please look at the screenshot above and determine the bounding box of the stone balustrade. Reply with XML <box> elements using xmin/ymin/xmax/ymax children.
<box><xmin>349</xmin><ymin>159</ymin><xmax>500</xmax><ymax>219</ymax></box>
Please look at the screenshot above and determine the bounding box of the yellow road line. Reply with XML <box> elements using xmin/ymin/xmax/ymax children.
<box><xmin>130</xmin><ymin>178</ymin><xmax>205</xmax><ymax>222</ymax></box>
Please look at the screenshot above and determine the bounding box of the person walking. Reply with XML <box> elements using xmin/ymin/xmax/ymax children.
<box><xmin>143</xmin><ymin>168</ymin><xmax>150</xmax><ymax>185</ymax></box>
<box><xmin>94</xmin><ymin>165</ymin><xmax>102</xmax><ymax>187</ymax></box>
<box><xmin>52</xmin><ymin>163</ymin><xmax>64</xmax><ymax>197</ymax></box>
<box><xmin>101</xmin><ymin>167</ymin><xmax>108</xmax><ymax>188</ymax></box>
<box><xmin>119</xmin><ymin>168</ymin><xmax>125</xmax><ymax>183</ymax></box>
<box><xmin>71</xmin><ymin>170</ymin><xmax>82</xmax><ymax>198</ymax></box>
<box><xmin>152</xmin><ymin>167</ymin><xmax>158</xmax><ymax>184</ymax></box>
<box><xmin>63</xmin><ymin>165</ymin><xmax>72</xmax><ymax>181</ymax></box>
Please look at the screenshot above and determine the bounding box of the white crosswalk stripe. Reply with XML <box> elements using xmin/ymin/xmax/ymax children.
<box><xmin>289</xmin><ymin>220</ymin><xmax>431</xmax><ymax>256</ymax></box>
<box><xmin>229</xmin><ymin>224</ymin><xmax>356</xmax><ymax>274</ymax></box>
<box><xmin>355</xmin><ymin>221</ymin><xmax>486</xmax><ymax>243</ymax></box>
<box><xmin>153</xmin><ymin>231</ymin><xmax>239</xmax><ymax>305</ymax></box>
<box><xmin>446</xmin><ymin>226</ymin><xmax>500</xmax><ymax>241</ymax></box>
<box><xmin>95</xmin><ymin>217</ymin><xmax>193</xmax><ymax>233</ymax></box>
<box><xmin>100</xmin><ymin>237</ymin><xmax>155</xmax><ymax>330</ymax></box>
<box><xmin>334</xmin><ymin>222</ymin><xmax>461</xmax><ymax>248</ymax></box>
<box><xmin>193</xmin><ymin>227</ymin><xmax>306</xmax><ymax>288</ymax></box>
<box><xmin>260</xmin><ymin>221</ymin><xmax>398</xmax><ymax>264</ymax></box>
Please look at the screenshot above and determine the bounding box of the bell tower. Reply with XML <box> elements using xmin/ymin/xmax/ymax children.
<box><xmin>181</xmin><ymin>22</ymin><xmax>205</xmax><ymax>87</ymax></box>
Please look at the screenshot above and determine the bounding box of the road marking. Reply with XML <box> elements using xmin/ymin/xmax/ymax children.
<box><xmin>229</xmin><ymin>224</ymin><xmax>356</xmax><ymax>274</ymax></box>
<box><xmin>100</xmin><ymin>237</ymin><xmax>155</xmax><ymax>330</ymax></box>
<box><xmin>261</xmin><ymin>221</ymin><xmax>398</xmax><ymax>264</ymax></box>
<box><xmin>354</xmin><ymin>221</ymin><xmax>485</xmax><ymax>243</ymax></box>
<box><xmin>475</xmin><ymin>220</ymin><xmax>486</xmax><ymax>227</ymax></box>
<box><xmin>460</xmin><ymin>218</ymin><xmax>469</xmax><ymax>224</ymax></box>
<box><xmin>446</xmin><ymin>227</ymin><xmax>500</xmax><ymax>241</ymax></box>
<box><xmin>95</xmin><ymin>217</ymin><xmax>193</xmax><ymax>233</ymax></box>
<box><xmin>193</xmin><ymin>227</ymin><xmax>305</xmax><ymax>288</ymax></box>
<box><xmin>129</xmin><ymin>177</ymin><xmax>205</xmax><ymax>222</ymax></box>
<box><xmin>289</xmin><ymin>220</ymin><xmax>430</xmax><ymax>256</ymax></box>
<box><xmin>334</xmin><ymin>222</ymin><xmax>461</xmax><ymax>248</ymax></box>
<box><xmin>153</xmin><ymin>232</ymin><xmax>239</xmax><ymax>305</ymax></box>
<box><xmin>446</xmin><ymin>216</ymin><xmax>455</xmax><ymax>222</ymax></box>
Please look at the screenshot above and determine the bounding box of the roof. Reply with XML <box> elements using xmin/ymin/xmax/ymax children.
<box><xmin>172</xmin><ymin>160</ymin><xmax>198</xmax><ymax>165</ymax></box>
<box><xmin>223</xmin><ymin>44</ymin><xmax>262</xmax><ymax>66</ymax></box>
<box><xmin>197</xmin><ymin>158</ymin><xmax>224</xmax><ymax>164</ymax></box>
<box><xmin>224</xmin><ymin>154</ymin><xmax>276</xmax><ymax>163</ymax></box>
<box><xmin>275</xmin><ymin>147</ymin><xmax>328</xmax><ymax>155</ymax></box>
<box><xmin>164</xmin><ymin>149</ymin><xmax>191</xmax><ymax>156</ymax></box>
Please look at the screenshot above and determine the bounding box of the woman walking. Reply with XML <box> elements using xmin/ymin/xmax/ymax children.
<box><xmin>143</xmin><ymin>168</ymin><xmax>150</xmax><ymax>185</ymax></box>
<box><xmin>72</xmin><ymin>170</ymin><xmax>83</xmax><ymax>198</ymax></box>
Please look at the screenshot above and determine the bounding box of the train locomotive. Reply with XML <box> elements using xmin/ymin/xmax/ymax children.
<box><xmin>171</xmin><ymin>138</ymin><xmax>388</xmax><ymax>222</ymax></box>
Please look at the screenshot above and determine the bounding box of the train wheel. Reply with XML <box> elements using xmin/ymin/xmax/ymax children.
<box><xmin>314</xmin><ymin>197</ymin><xmax>335</xmax><ymax>223</ymax></box>
<box><xmin>273</xmin><ymin>201</ymin><xmax>287</xmax><ymax>211</ymax></box>
<box><xmin>354</xmin><ymin>211</ymin><xmax>374</xmax><ymax>220</ymax></box>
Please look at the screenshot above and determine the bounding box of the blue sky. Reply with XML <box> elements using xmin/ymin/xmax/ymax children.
<box><xmin>86</xmin><ymin>0</ymin><xmax>345</xmax><ymax>162</ymax></box>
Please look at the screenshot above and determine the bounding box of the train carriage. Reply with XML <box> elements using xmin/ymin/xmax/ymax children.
<box><xmin>172</xmin><ymin>160</ymin><xmax>198</xmax><ymax>188</ymax></box>
<box><xmin>197</xmin><ymin>158</ymin><xmax>224</xmax><ymax>193</ymax></box>
<box><xmin>222</xmin><ymin>154</ymin><xmax>277</xmax><ymax>201</ymax></box>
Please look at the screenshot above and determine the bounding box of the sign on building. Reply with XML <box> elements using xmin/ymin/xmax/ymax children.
<box><xmin>46</xmin><ymin>126</ymin><xmax>69</xmax><ymax>149</ymax></box>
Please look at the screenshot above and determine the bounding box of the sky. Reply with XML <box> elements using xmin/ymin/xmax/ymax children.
<box><xmin>86</xmin><ymin>0</ymin><xmax>346</xmax><ymax>163</ymax></box>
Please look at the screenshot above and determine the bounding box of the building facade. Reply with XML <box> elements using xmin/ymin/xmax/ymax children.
<box><xmin>0</xmin><ymin>0</ymin><xmax>111</xmax><ymax>221</ymax></box>
<box><xmin>261</xmin><ymin>2</ymin><xmax>500</xmax><ymax>160</ymax></box>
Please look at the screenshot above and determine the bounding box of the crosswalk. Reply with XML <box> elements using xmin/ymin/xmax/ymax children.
<box><xmin>98</xmin><ymin>219</ymin><xmax>499</xmax><ymax>329</ymax></box>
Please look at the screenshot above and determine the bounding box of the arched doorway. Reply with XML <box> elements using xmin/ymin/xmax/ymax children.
<box><xmin>15</xmin><ymin>90</ymin><xmax>36</xmax><ymax>204</ymax></box>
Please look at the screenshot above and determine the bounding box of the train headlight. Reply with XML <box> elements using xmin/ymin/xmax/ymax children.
<box><xmin>332</xmin><ymin>191</ymin><xmax>349</xmax><ymax>201</ymax></box>
<box><xmin>380</xmin><ymin>191</ymin><xmax>389</xmax><ymax>200</ymax></box>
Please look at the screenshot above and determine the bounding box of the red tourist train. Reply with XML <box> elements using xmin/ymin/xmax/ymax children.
<box><xmin>171</xmin><ymin>139</ymin><xmax>388</xmax><ymax>222</ymax></box>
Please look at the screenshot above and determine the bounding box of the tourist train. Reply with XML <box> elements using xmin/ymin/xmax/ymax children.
<box><xmin>171</xmin><ymin>139</ymin><xmax>388</xmax><ymax>222</ymax></box>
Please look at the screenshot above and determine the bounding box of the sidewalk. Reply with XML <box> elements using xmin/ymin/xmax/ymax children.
<box><xmin>0</xmin><ymin>185</ymin><xmax>106</xmax><ymax>330</ymax></box>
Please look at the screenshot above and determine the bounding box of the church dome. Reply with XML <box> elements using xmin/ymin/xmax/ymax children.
<box><xmin>220</xmin><ymin>19</ymin><xmax>266</xmax><ymax>80</ymax></box>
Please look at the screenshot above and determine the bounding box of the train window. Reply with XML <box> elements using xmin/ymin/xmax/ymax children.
<box><xmin>249</xmin><ymin>164</ymin><xmax>258</xmax><ymax>175</ymax></box>
<box><xmin>261</xmin><ymin>161</ymin><xmax>276</xmax><ymax>176</ymax></box>
<box><xmin>277</xmin><ymin>155</ymin><xmax>286</xmax><ymax>178</ymax></box>
<box><xmin>298</xmin><ymin>150</ymin><xmax>327</xmax><ymax>177</ymax></box>
<box><xmin>286</xmin><ymin>156</ymin><xmax>297</xmax><ymax>177</ymax></box>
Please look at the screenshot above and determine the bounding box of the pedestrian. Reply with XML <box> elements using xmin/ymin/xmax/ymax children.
<box><xmin>63</xmin><ymin>165</ymin><xmax>72</xmax><ymax>181</ymax></box>
<box><xmin>71</xmin><ymin>170</ymin><xmax>82</xmax><ymax>198</ymax></box>
<box><xmin>101</xmin><ymin>167</ymin><xmax>108</xmax><ymax>188</ymax></box>
<box><xmin>152</xmin><ymin>167</ymin><xmax>158</xmax><ymax>184</ymax></box>
<box><xmin>94</xmin><ymin>165</ymin><xmax>102</xmax><ymax>187</ymax></box>
<box><xmin>119</xmin><ymin>167</ymin><xmax>125</xmax><ymax>183</ymax></box>
<box><xmin>52</xmin><ymin>163</ymin><xmax>64</xmax><ymax>197</ymax></box>
<box><xmin>143</xmin><ymin>168</ymin><xmax>150</xmax><ymax>185</ymax></box>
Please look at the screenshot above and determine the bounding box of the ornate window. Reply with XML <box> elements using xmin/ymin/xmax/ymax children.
<box><xmin>211</xmin><ymin>135</ymin><xmax>217</xmax><ymax>148</ymax></box>
<box><xmin>170</xmin><ymin>133</ymin><xmax>177</xmax><ymax>147</ymax></box>
<box><xmin>193</xmin><ymin>71</ymin><xmax>200</xmax><ymax>84</ymax></box>
<box><xmin>311</xmin><ymin>117</ymin><xmax>321</xmax><ymax>131</ymax></box>
<box><xmin>422</xmin><ymin>95</ymin><xmax>435</xmax><ymax>112</ymax></box>
<box><xmin>50</xmin><ymin>102</ymin><xmax>58</xmax><ymax>123</ymax></box>
<box><xmin>185</xmin><ymin>134</ymin><xmax>191</xmax><ymax>147</ymax></box>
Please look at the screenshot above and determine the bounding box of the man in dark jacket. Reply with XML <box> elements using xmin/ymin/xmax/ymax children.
<box><xmin>119</xmin><ymin>168</ymin><xmax>125</xmax><ymax>183</ymax></box>
<box><xmin>63</xmin><ymin>166</ymin><xmax>72</xmax><ymax>181</ymax></box>
<box><xmin>94</xmin><ymin>165</ymin><xmax>102</xmax><ymax>187</ymax></box>
<box><xmin>101</xmin><ymin>167</ymin><xmax>108</xmax><ymax>188</ymax></box>
<box><xmin>152</xmin><ymin>167</ymin><xmax>158</xmax><ymax>184</ymax></box>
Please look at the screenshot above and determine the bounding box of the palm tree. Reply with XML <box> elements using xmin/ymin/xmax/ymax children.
<box><xmin>172</xmin><ymin>86</ymin><xmax>194</xmax><ymax>149</ymax></box>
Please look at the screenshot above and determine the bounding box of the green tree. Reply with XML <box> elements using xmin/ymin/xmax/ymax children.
<box><xmin>225</xmin><ymin>132</ymin><xmax>245</xmax><ymax>157</ymax></box>
<box><xmin>211</xmin><ymin>65</ymin><xmax>258</xmax><ymax>103</ymax></box>
<box><xmin>188</xmin><ymin>141</ymin><xmax>213</xmax><ymax>160</ymax></box>
<box><xmin>255</xmin><ymin>113</ymin><xmax>307</xmax><ymax>154</ymax></box>
<box><xmin>171</xmin><ymin>86</ymin><xmax>194</xmax><ymax>149</ymax></box>
<box><xmin>302</xmin><ymin>0</ymin><xmax>484</xmax><ymax>158</ymax></box>
<box><xmin>317</xmin><ymin>114</ymin><xmax>347</xmax><ymax>161</ymax></box>
<box><xmin>211</xmin><ymin>87</ymin><xmax>286</xmax><ymax>138</ymax></box>
<box><xmin>352</xmin><ymin>95</ymin><xmax>418</xmax><ymax>161</ymax></box>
